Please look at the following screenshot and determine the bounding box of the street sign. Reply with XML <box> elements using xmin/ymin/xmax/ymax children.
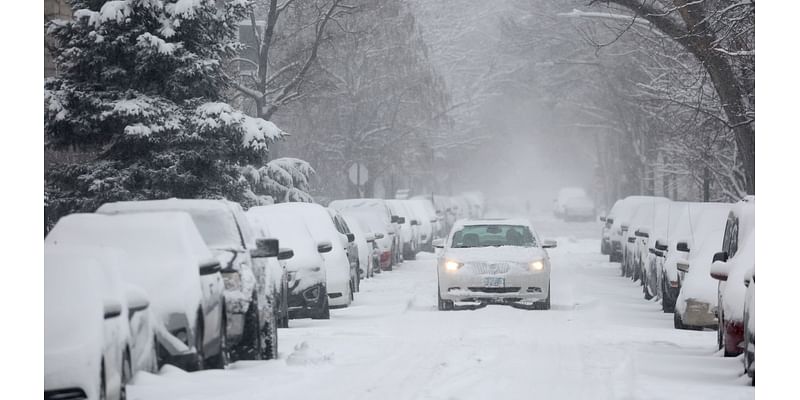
<box><xmin>348</xmin><ymin>163</ymin><xmax>369</xmax><ymax>186</ymax></box>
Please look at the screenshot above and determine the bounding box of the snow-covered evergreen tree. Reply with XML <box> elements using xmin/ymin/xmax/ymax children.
<box><xmin>44</xmin><ymin>0</ymin><xmax>303</xmax><ymax>229</ymax></box>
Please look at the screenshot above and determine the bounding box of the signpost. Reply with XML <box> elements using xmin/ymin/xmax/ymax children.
<box><xmin>348</xmin><ymin>162</ymin><xmax>369</xmax><ymax>198</ymax></box>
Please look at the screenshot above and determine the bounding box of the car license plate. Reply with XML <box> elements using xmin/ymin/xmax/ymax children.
<box><xmin>483</xmin><ymin>277</ymin><xmax>504</xmax><ymax>288</ymax></box>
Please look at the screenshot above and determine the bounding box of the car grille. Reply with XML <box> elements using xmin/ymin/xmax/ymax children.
<box><xmin>464</xmin><ymin>262</ymin><xmax>514</xmax><ymax>274</ymax></box>
<box><xmin>468</xmin><ymin>287</ymin><xmax>521</xmax><ymax>293</ymax></box>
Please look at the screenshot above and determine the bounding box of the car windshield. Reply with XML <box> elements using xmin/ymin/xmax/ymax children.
<box><xmin>451</xmin><ymin>225</ymin><xmax>536</xmax><ymax>248</ymax></box>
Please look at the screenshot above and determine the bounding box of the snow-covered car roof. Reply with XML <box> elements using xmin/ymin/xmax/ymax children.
<box><xmin>247</xmin><ymin>205</ymin><xmax>319</xmax><ymax>254</ymax></box>
<box><xmin>97</xmin><ymin>199</ymin><xmax>247</xmax><ymax>251</ymax></box>
<box><xmin>45</xmin><ymin>247</ymin><xmax>106</xmax><ymax>356</ymax></box>
<box><xmin>45</xmin><ymin>212</ymin><xmax>209</xmax><ymax>322</ymax></box>
<box><xmin>610</xmin><ymin>196</ymin><xmax>670</xmax><ymax>232</ymax></box>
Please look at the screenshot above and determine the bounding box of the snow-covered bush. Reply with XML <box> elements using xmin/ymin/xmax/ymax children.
<box><xmin>44</xmin><ymin>0</ymin><xmax>311</xmax><ymax>230</ymax></box>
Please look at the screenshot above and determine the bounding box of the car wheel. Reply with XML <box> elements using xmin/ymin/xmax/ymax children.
<box><xmin>437</xmin><ymin>290</ymin><xmax>453</xmax><ymax>311</ymax></box>
<box><xmin>193</xmin><ymin>313</ymin><xmax>206</xmax><ymax>371</ymax></box>
<box><xmin>99</xmin><ymin>360</ymin><xmax>107</xmax><ymax>400</ymax></box>
<box><xmin>743</xmin><ymin>310</ymin><xmax>754</xmax><ymax>378</ymax></box>
<box><xmin>263</xmin><ymin>314</ymin><xmax>279</xmax><ymax>360</ymax></box>
<box><xmin>233</xmin><ymin>299</ymin><xmax>262</xmax><ymax>361</ymax></box>
<box><xmin>536</xmin><ymin>283</ymin><xmax>551</xmax><ymax>310</ymax></box>
<box><xmin>642</xmin><ymin>271</ymin><xmax>653</xmax><ymax>300</ymax></box>
<box><xmin>207</xmin><ymin>311</ymin><xmax>229</xmax><ymax>369</ymax></box>
<box><xmin>674</xmin><ymin>311</ymin><xmax>685</xmax><ymax>330</ymax></box>
<box><xmin>661</xmin><ymin>274</ymin><xmax>676</xmax><ymax>313</ymax></box>
<box><xmin>717</xmin><ymin>310</ymin><xmax>725</xmax><ymax>351</ymax></box>
<box><xmin>120</xmin><ymin>349</ymin><xmax>132</xmax><ymax>400</ymax></box>
<box><xmin>311</xmin><ymin>293</ymin><xmax>331</xmax><ymax>320</ymax></box>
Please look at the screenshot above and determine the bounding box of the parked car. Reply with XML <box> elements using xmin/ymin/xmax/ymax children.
<box><xmin>46</xmin><ymin>212</ymin><xmax>227</xmax><ymax>370</ymax></box>
<box><xmin>410</xmin><ymin>196</ymin><xmax>445</xmax><ymax>239</ymax></box>
<box><xmin>641</xmin><ymin>202</ymin><xmax>686</xmax><ymax>301</ymax></box>
<box><xmin>621</xmin><ymin>201</ymin><xmax>665</xmax><ymax>280</ymax></box>
<box><xmin>387</xmin><ymin>199</ymin><xmax>419</xmax><ymax>260</ymax></box>
<box><xmin>407</xmin><ymin>199</ymin><xmax>437</xmax><ymax>252</ymax></box>
<box><xmin>608</xmin><ymin>196</ymin><xmax>670</xmax><ymax>263</ymax></box>
<box><xmin>272</xmin><ymin>202</ymin><xmax>355</xmax><ymax>308</ymax></box>
<box><xmin>344</xmin><ymin>210</ymin><xmax>388</xmax><ymax>275</ymax></box>
<box><xmin>329</xmin><ymin>198</ymin><xmax>399</xmax><ymax>270</ymax></box>
<box><xmin>328</xmin><ymin>207</ymin><xmax>362</xmax><ymax>292</ymax></box>
<box><xmin>45</xmin><ymin>247</ymin><xmax>141</xmax><ymax>400</ymax></box>
<box><xmin>97</xmin><ymin>199</ymin><xmax>282</xmax><ymax>360</ymax></box>
<box><xmin>710</xmin><ymin>196</ymin><xmax>755</xmax><ymax>357</ymax></box>
<box><xmin>599</xmin><ymin>200</ymin><xmax>622</xmax><ymax>255</ymax></box>
<box><xmin>248</xmin><ymin>205</ymin><xmax>331</xmax><ymax>320</ymax></box>
<box><xmin>247</xmin><ymin>215</ymin><xmax>291</xmax><ymax>329</ymax></box>
<box><xmin>743</xmin><ymin>267</ymin><xmax>755</xmax><ymax>384</ymax></box>
<box><xmin>673</xmin><ymin>215</ymin><xmax>728</xmax><ymax>330</ymax></box>
<box><xmin>340</xmin><ymin>212</ymin><xmax>375</xmax><ymax>279</ymax></box>
<box><xmin>434</xmin><ymin>218</ymin><xmax>557</xmax><ymax>310</ymax></box>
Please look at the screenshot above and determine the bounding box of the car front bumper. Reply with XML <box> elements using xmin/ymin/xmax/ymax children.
<box><xmin>439</xmin><ymin>272</ymin><xmax>550</xmax><ymax>303</ymax></box>
<box><xmin>288</xmin><ymin>283</ymin><xmax>327</xmax><ymax>318</ymax></box>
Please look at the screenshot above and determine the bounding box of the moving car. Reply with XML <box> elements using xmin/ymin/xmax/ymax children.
<box><xmin>98</xmin><ymin>199</ymin><xmax>282</xmax><ymax>361</ymax></box>
<box><xmin>45</xmin><ymin>247</ymin><xmax>138</xmax><ymax>400</ymax></box>
<box><xmin>710</xmin><ymin>196</ymin><xmax>755</xmax><ymax>357</ymax></box>
<box><xmin>248</xmin><ymin>205</ymin><xmax>331</xmax><ymax>320</ymax></box>
<box><xmin>435</xmin><ymin>219</ymin><xmax>557</xmax><ymax>310</ymax></box>
<box><xmin>553</xmin><ymin>187</ymin><xmax>593</xmax><ymax>220</ymax></box>
<box><xmin>46</xmin><ymin>212</ymin><xmax>227</xmax><ymax>370</ymax></box>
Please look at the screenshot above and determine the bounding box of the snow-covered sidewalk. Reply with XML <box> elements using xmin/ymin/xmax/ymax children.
<box><xmin>129</xmin><ymin>237</ymin><xmax>754</xmax><ymax>400</ymax></box>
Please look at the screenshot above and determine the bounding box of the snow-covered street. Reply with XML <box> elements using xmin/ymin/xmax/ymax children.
<box><xmin>128</xmin><ymin>217</ymin><xmax>754</xmax><ymax>400</ymax></box>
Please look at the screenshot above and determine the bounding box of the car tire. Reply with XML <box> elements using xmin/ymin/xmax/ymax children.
<box><xmin>264</xmin><ymin>315</ymin><xmax>279</xmax><ymax>360</ymax></box>
<box><xmin>311</xmin><ymin>294</ymin><xmax>331</xmax><ymax>320</ymax></box>
<box><xmin>642</xmin><ymin>271</ymin><xmax>654</xmax><ymax>300</ymax></box>
<box><xmin>661</xmin><ymin>274</ymin><xmax>676</xmax><ymax>313</ymax></box>
<box><xmin>674</xmin><ymin>311</ymin><xmax>686</xmax><ymax>330</ymax></box>
<box><xmin>207</xmin><ymin>311</ymin><xmax>229</xmax><ymax>369</ymax></box>
<box><xmin>536</xmin><ymin>283</ymin><xmax>551</xmax><ymax>310</ymax></box>
<box><xmin>120</xmin><ymin>349</ymin><xmax>131</xmax><ymax>400</ymax></box>
<box><xmin>193</xmin><ymin>313</ymin><xmax>205</xmax><ymax>371</ymax></box>
<box><xmin>717</xmin><ymin>310</ymin><xmax>725</xmax><ymax>352</ymax></box>
<box><xmin>99</xmin><ymin>360</ymin><xmax>107</xmax><ymax>400</ymax></box>
<box><xmin>233</xmin><ymin>299</ymin><xmax>262</xmax><ymax>361</ymax></box>
<box><xmin>437</xmin><ymin>290</ymin><xmax>453</xmax><ymax>311</ymax></box>
<box><xmin>743</xmin><ymin>310</ymin><xmax>754</xmax><ymax>380</ymax></box>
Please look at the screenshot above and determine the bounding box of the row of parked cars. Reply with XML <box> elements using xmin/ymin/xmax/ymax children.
<box><xmin>44</xmin><ymin>193</ymin><xmax>481</xmax><ymax>399</ymax></box>
<box><xmin>599</xmin><ymin>195</ymin><xmax>755</xmax><ymax>385</ymax></box>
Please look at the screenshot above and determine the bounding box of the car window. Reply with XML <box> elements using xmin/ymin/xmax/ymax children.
<box><xmin>450</xmin><ymin>225</ymin><xmax>537</xmax><ymax>248</ymax></box>
<box><xmin>729</xmin><ymin>218</ymin><xmax>739</xmax><ymax>257</ymax></box>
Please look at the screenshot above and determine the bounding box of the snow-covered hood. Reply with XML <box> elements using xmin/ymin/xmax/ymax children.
<box><xmin>444</xmin><ymin>246</ymin><xmax>548</xmax><ymax>264</ymax></box>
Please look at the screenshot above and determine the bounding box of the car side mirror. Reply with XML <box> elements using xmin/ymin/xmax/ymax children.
<box><xmin>655</xmin><ymin>239</ymin><xmax>668</xmax><ymax>251</ymax></box>
<box><xmin>391</xmin><ymin>215</ymin><xmax>400</xmax><ymax>223</ymax></box>
<box><xmin>676</xmin><ymin>261</ymin><xmax>689</xmax><ymax>273</ymax></box>
<box><xmin>103</xmin><ymin>300</ymin><xmax>122</xmax><ymax>319</ymax></box>
<box><xmin>743</xmin><ymin>268</ymin><xmax>754</xmax><ymax>287</ymax></box>
<box><xmin>599</xmin><ymin>216</ymin><xmax>606</xmax><ymax>222</ymax></box>
<box><xmin>677</xmin><ymin>242</ymin><xmax>690</xmax><ymax>252</ymax></box>
<box><xmin>634</xmin><ymin>229</ymin><xmax>649</xmax><ymax>238</ymax></box>
<box><xmin>317</xmin><ymin>241</ymin><xmax>333</xmax><ymax>253</ymax></box>
<box><xmin>712</xmin><ymin>251</ymin><xmax>728</xmax><ymax>263</ymax></box>
<box><xmin>374</xmin><ymin>232</ymin><xmax>384</xmax><ymax>240</ymax></box>
<box><xmin>396</xmin><ymin>217</ymin><xmax>406</xmax><ymax>224</ymax></box>
<box><xmin>710</xmin><ymin>259</ymin><xmax>729</xmax><ymax>281</ymax></box>
<box><xmin>346</xmin><ymin>233</ymin><xmax>355</xmax><ymax>243</ymax></box>
<box><xmin>125</xmin><ymin>286</ymin><xmax>150</xmax><ymax>314</ymax></box>
<box><xmin>432</xmin><ymin>238</ymin><xmax>445</xmax><ymax>249</ymax></box>
<box><xmin>627</xmin><ymin>236</ymin><xmax>636</xmax><ymax>243</ymax></box>
<box><xmin>251</xmin><ymin>238</ymin><xmax>279</xmax><ymax>258</ymax></box>
<box><xmin>620</xmin><ymin>224</ymin><xmax>629</xmax><ymax>232</ymax></box>
<box><xmin>411</xmin><ymin>220</ymin><xmax>420</xmax><ymax>226</ymax></box>
<box><xmin>365</xmin><ymin>233</ymin><xmax>376</xmax><ymax>243</ymax></box>
<box><xmin>199</xmin><ymin>259</ymin><xmax>222</xmax><ymax>276</ymax></box>
<box><xmin>542</xmin><ymin>239</ymin><xmax>557</xmax><ymax>249</ymax></box>
<box><xmin>606</xmin><ymin>218</ymin><xmax>614</xmax><ymax>225</ymax></box>
<box><xmin>278</xmin><ymin>247</ymin><xmax>294</xmax><ymax>260</ymax></box>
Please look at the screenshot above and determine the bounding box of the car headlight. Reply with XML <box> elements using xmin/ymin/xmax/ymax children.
<box><xmin>444</xmin><ymin>260</ymin><xmax>463</xmax><ymax>271</ymax></box>
<box><xmin>529</xmin><ymin>260</ymin><xmax>545</xmax><ymax>272</ymax></box>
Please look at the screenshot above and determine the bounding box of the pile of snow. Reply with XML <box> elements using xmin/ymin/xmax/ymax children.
<box><xmin>285</xmin><ymin>342</ymin><xmax>333</xmax><ymax>366</ymax></box>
